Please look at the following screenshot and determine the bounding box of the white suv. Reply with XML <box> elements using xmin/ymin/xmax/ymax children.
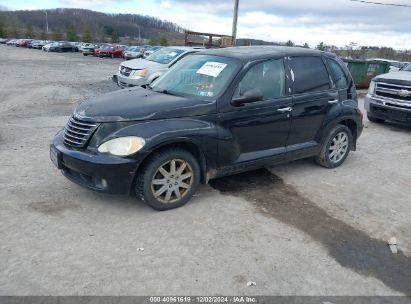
<box><xmin>113</xmin><ymin>46</ymin><xmax>204</xmax><ymax>88</ymax></box>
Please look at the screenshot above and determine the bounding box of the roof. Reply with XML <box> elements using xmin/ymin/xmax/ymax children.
<box><xmin>165</xmin><ymin>46</ymin><xmax>206</xmax><ymax>51</ymax></box>
<box><xmin>198</xmin><ymin>46</ymin><xmax>330</xmax><ymax>62</ymax></box>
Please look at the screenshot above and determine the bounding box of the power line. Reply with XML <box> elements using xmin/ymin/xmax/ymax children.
<box><xmin>349</xmin><ymin>0</ymin><xmax>411</xmax><ymax>7</ymax></box>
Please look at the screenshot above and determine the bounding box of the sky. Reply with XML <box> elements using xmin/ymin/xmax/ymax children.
<box><xmin>1</xmin><ymin>0</ymin><xmax>411</xmax><ymax>49</ymax></box>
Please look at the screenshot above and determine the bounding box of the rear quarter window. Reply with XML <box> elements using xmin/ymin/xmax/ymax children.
<box><xmin>327</xmin><ymin>58</ymin><xmax>348</xmax><ymax>88</ymax></box>
<box><xmin>290</xmin><ymin>56</ymin><xmax>330</xmax><ymax>94</ymax></box>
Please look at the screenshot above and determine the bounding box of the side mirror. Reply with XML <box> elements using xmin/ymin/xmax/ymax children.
<box><xmin>232</xmin><ymin>88</ymin><xmax>264</xmax><ymax>106</ymax></box>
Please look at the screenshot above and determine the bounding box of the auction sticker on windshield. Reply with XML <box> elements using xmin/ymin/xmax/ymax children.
<box><xmin>197</xmin><ymin>62</ymin><xmax>227</xmax><ymax>77</ymax></box>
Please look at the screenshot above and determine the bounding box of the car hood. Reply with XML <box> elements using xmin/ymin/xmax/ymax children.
<box><xmin>375</xmin><ymin>71</ymin><xmax>411</xmax><ymax>85</ymax></box>
<box><xmin>121</xmin><ymin>58</ymin><xmax>165</xmax><ymax>70</ymax></box>
<box><xmin>74</xmin><ymin>87</ymin><xmax>216</xmax><ymax>123</ymax></box>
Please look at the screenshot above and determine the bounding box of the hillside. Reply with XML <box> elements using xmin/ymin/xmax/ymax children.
<box><xmin>0</xmin><ymin>8</ymin><xmax>187</xmax><ymax>44</ymax></box>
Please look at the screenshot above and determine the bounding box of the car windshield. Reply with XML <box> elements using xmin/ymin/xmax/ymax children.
<box><xmin>146</xmin><ymin>48</ymin><xmax>185</xmax><ymax>64</ymax></box>
<box><xmin>403</xmin><ymin>64</ymin><xmax>411</xmax><ymax>72</ymax></box>
<box><xmin>150</xmin><ymin>54</ymin><xmax>241</xmax><ymax>100</ymax></box>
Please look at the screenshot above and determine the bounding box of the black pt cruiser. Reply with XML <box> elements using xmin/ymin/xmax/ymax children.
<box><xmin>50</xmin><ymin>46</ymin><xmax>363</xmax><ymax>210</ymax></box>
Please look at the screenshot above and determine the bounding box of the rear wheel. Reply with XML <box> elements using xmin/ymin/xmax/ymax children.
<box><xmin>367</xmin><ymin>113</ymin><xmax>385</xmax><ymax>123</ymax></box>
<box><xmin>135</xmin><ymin>148</ymin><xmax>200</xmax><ymax>211</ymax></box>
<box><xmin>315</xmin><ymin>124</ymin><xmax>352</xmax><ymax>168</ymax></box>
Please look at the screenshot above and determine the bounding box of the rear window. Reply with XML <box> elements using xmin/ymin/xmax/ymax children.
<box><xmin>290</xmin><ymin>57</ymin><xmax>330</xmax><ymax>94</ymax></box>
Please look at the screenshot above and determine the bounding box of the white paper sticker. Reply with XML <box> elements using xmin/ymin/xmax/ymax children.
<box><xmin>168</xmin><ymin>52</ymin><xmax>178</xmax><ymax>57</ymax></box>
<box><xmin>196</xmin><ymin>62</ymin><xmax>227</xmax><ymax>77</ymax></box>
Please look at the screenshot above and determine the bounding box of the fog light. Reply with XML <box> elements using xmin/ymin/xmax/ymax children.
<box><xmin>95</xmin><ymin>178</ymin><xmax>108</xmax><ymax>189</ymax></box>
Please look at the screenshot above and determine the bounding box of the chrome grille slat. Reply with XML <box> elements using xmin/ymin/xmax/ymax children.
<box><xmin>65</xmin><ymin>126</ymin><xmax>89</xmax><ymax>136</ymax></box>
<box><xmin>63</xmin><ymin>134</ymin><xmax>83</xmax><ymax>145</ymax></box>
<box><xmin>377</xmin><ymin>82</ymin><xmax>411</xmax><ymax>90</ymax></box>
<box><xmin>64</xmin><ymin>130</ymin><xmax>87</xmax><ymax>141</ymax></box>
<box><xmin>376</xmin><ymin>82</ymin><xmax>411</xmax><ymax>103</ymax></box>
<box><xmin>63</xmin><ymin>115</ymin><xmax>98</xmax><ymax>147</ymax></box>
<box><xmin>69</xmin><ymin>117</ymin><xmax>96</xmax><ymax>127</ymax></box>
<box><xmin>67</xmin><ymin>121</ymin><xmax>90</xmax><ymax>132</ymax></box>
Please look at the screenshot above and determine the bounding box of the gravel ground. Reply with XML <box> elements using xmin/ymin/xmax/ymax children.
<box><xmin>0</xmin><ymin>45</ymin><xmax>410</xmax><ymax>297</ymax></box>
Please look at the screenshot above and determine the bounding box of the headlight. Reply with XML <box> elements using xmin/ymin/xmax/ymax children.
<box><xmin>133</xmin><ymin>68</ymin><xmax>148</xmax><ymax>77</ymax></box>
<box><xmin>98</xmin><ymin>136</ymin><xmax>145</xmax><ymax>156</ymax></box>
<box><xmin>368</xmin><ymin>80</ymin><xmax>376</xmax><ymax>95</ymax></box>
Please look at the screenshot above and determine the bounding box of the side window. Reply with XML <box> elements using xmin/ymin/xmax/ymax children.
<box><xmin>290</xmin><ymin>57</ymin><xmax>330</xmax><ymax>94</ymax></box>
<box><xmin>327</xmin><ymin>58</ymin><xmax>348</xmax><ymax>88</ymax></box>
<box><xmin>235</xmin><ymin>59</ymin><xmax>285</xmax><ymax>100</ymax></box>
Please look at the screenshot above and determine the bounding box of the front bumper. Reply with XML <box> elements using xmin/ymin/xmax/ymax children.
<box><xmin>365</xmin><ymin>94</ymin><xmax>411</xmax><ymax>123</ymax></box>
<box><xmin>83</xmin><ymin>50</ymin><xmax>95</xmax><ymax>55</ymax></box>
<box><xmin>50</xmin><ymin>130</ymin><xmax>139</xmax><ymax>194</ymax></box>
<box><xmin>113</xmin><ymin>72</ymin><xmax>146</xmax><ymax>88</ymax></box>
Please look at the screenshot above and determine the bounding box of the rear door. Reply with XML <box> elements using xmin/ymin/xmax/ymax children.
<box><xmin>286</xmin><ymin>56</ymin><xmax>337</xmax><ymax>148</ymax></box>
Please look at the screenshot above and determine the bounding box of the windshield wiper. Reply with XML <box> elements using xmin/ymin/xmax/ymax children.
<box><xmin>153</xmin><ymin>89</ymin><xmax>182</xmax><ymax>97</ymax></box>
<box><xmin>153</xmin><ymin>89</ymin><xmax>170</xmax><ymax>94</ymax></box>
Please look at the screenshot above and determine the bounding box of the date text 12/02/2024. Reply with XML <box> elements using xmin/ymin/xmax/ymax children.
<box><xmin>149</xmin><ymin>296</ymin><xmax>257</xmax><ymax>303</ymax></box>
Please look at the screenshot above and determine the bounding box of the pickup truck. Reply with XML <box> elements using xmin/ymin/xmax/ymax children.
<box><xmin>365</xmin><ymin>63</ymin><xmax>411</xmax><ymax>124</ymax></box>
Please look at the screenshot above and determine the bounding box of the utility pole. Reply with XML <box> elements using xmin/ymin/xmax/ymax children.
<box><xmin>137</xmin><ymin>25</ymin><xmax>141</xmax><ymax>44</ymax></box>
<box><xmin>231</xmin><ymin>0</ymin><xmax>239</xmax><ymax>46</ymax></box>
<box><xmin>44</xmin><ymin>10</ymin><xmax>49</xmax><ymax>33</ymax></box>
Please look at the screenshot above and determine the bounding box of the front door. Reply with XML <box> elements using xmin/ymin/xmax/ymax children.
<box><xmin>217</xmin><ymin>59</ymin><xmax>292</xmax><ymax>168</ymax></box>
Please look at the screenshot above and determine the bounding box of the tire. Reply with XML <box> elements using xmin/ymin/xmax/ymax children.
<box><xmin>315</xmin><ymin>124</ymin><xmax>353</xmax><ymax>168</ymax></box>
<box><xmin>83</xmin><ymin>53</ymin><xmax>87</xmax><ymax>56</ymax></box>
<box><xmin>367</xmin><ymin>113</ymin><xmax>385</xmax><ymax>123</ymax></box>
<box><xmin>135</xmin><ymin>148</ymin><xmax>201</xmax><ymax>211</ymax></box>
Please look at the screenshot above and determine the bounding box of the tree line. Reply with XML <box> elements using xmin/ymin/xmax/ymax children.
<box><xmin>0</xmin><ymin>8</ymin><xmax>185</xmax><ymax>44</ymax></box>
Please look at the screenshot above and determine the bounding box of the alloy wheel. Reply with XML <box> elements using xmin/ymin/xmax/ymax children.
<box><xmin>151</xmin><ymin>159</ymin><xmax>194</xmax><ymax>204</ymax></box>
<box><xmin>328</xmin><ymin>131</ymin><xmax>349</xmax><ymax>163</ymax></box>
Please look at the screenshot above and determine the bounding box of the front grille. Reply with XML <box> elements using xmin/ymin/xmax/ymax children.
<box><xmin>63</xmin><ymin>115</ymin><xmax>98</xmax><ymax>148</ymax></box>
<box><xmin>375</xmin><ymin>82</ymin><xmax>411</xmax><ymax>102</ymax></box>
<box><xmin>120</xmin><ymin>65</ymin><xmax>132</xmax><ymax>76</ymax></box>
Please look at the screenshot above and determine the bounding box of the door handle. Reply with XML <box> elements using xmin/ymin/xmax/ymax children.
<box><xmin>277</xmin><ymin>107</ymin><xmax>292</xmax><ymax>113</ymax></box>
<box><xmin>328</xmin><ymin>99</ymin><xmax>339</xmax><ymax>104</ymax></box>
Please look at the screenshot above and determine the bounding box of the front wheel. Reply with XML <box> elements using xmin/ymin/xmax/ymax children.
<box><xmin>135</xmin><ymin>148</ymin><xmax>201</xmax><ymax>211</ymax></box>
<box><xmin>315</xmin><ymin>124</ymin><xmax>352</xmax><ymax>168</ymax></box>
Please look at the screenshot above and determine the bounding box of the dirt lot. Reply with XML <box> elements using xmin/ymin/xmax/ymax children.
<box><xmin>0</xmin><ymin>45</ymin><xmax>410</xmax><ymax>296</ymax></box>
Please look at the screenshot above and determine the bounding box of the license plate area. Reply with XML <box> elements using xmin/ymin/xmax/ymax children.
<box><xmin>50</xmin><ymin>145</ymin><xmax>62</xmax><ymax>169</ymax></box>
<box><xmin>390</xmin><ymin>110</ymin><xmax>407</xmax><ymax>121</ymax></box>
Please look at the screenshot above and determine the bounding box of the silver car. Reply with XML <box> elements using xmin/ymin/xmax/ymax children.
<box><xmin>123</xmin><ymin>46</ymin><xmax>144</xmax><ymax>60</ymax></box>
<box><xmin>113</xmin><ymin>46</ymin><xmax>203</xmax><ymax>88</ymax></box>
<box><xmin>143</xmin><ymin>46</ymin><xmax>162</xmax><ymax>58</ymax></box>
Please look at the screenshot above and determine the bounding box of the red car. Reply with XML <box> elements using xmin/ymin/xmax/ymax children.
<box><xmin>95</xmin><ymin>44</ymin><xmax>127</xmax><ymax>58</ymax></box>
<box><xmin>16</xmin><ymin>39</ymin><xmax>33</xmax><ymax>47</ymax></box>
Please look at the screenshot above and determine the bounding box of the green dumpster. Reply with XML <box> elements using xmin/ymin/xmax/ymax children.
<box><xmin>343</xmin><ymin>59</ymin><xmax>390</xmax><ymax>89</ymax></box>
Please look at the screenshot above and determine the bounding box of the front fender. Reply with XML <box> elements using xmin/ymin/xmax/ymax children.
<box><xmin>95</xmin><ymin>117</ymin><xmax>219</xmax><ymax>177</ymax></box>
